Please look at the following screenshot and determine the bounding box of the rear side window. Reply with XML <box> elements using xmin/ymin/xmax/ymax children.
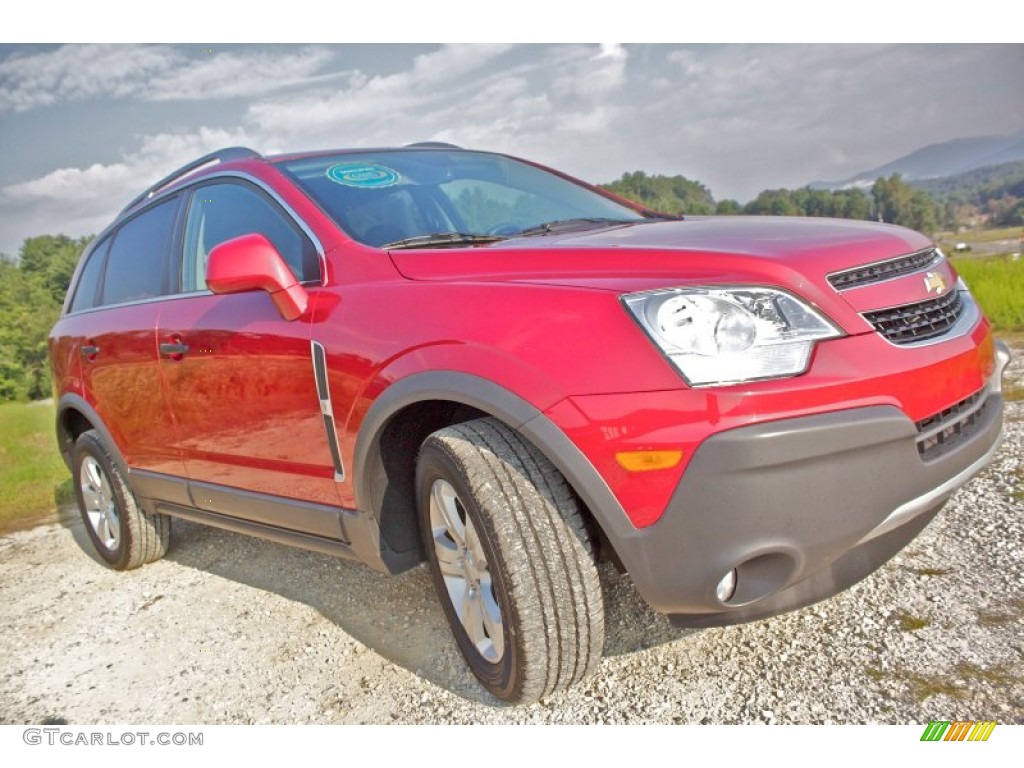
<box><xmin>182</xmin><ymin>182</ymin><xmax>319</xmax><ymax>292</ymax></box>
<box><xmin>101</xmin><ymin>197</ymin><xmax>179</xmax><ymax>306</ymax></box>
<box><xmin>68</xmin><ymin>237</ymin><xmax>111</xmax><ymax>313</ymax></box>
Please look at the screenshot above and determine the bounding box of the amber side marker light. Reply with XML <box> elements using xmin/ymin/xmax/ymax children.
<box><xmin>615</xmin><ymin>450</ymin><xmax>684</xmax><ymax>472</ymax></box>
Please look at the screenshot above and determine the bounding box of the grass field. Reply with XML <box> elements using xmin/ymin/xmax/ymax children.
<box><xmin>939</xmin><ymin>226</ymin><xmax>1024</xmax><ymax>246</ymax></box>
<box><xmin>0</xmin><ymin>401</ymin><xmax>72</xmax><ymax>535</ymax></box>
<box><xmin>951</xmin><ymin>255</ymin><xmax>1024</xmax><ymax>331</ymax></box>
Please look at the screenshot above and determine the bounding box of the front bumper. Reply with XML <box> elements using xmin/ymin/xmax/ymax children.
<box><xmin>609</xmin><ymin>340</ymin><xmax>1010</xmax><ymax>627</ymax></box>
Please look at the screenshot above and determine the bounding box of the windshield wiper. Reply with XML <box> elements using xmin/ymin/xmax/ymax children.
<box><xmin>515</xmin><ymin>218</ymin><xmax>641</xmax><ymax>237</ymax></box>
<box><xmin>382</xmin><ymin>232</ymin><xmax>507</xmax><ymax>250</ymax></box>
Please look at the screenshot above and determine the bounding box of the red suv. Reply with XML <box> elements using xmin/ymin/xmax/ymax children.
<box><xmin>49</xmin><ymin>144</ymin><xmax>1010</xmax><ymax>703</ymax></box>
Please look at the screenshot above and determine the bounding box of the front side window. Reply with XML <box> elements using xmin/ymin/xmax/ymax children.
<box><xmin>278</xmin><ymin>150</ymin><xmax>647</xmax><ymax>248</ymax></box>
<box><xmin>182</xmin><ymin>181</ymin><xmax>319</xmax><ymax>292</ymax></box>
<box><xmin>101</xmin><ymin>197</ymin><xmax>178</xmax><ymax>306</ymax></box>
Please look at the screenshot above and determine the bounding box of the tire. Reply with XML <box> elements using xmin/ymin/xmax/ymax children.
<box><xmin>416</xmin><ymin>417</ymin><xmax>604</xmax><ymax>703</ymax></box>
<box><xmin>72</xmin><ymin>430</ymin><xmax>171</xmax><ymax>570</ymax></box>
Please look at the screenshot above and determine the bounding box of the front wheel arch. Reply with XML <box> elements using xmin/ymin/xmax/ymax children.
<box><xmin>352</xmin><ymin>372</ymin><xmax>635</xmax><ymax>575</ymax></box>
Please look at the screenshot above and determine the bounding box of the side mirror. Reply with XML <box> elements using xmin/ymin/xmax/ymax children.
<box><xmin>206</xmin><ymin>233</ymin><xmax>309</xmax><ymax>321</ymax></box>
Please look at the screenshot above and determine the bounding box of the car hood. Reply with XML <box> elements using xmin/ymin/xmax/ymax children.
<box><xmin>389</xmin><ymin>216</ymin><xmax>947</xmax><ymax>337</ymax></box>
<box><xmin>389</xmin><ymin>217</ymin><xmax>933</xmax><ymax>290</ymax></box>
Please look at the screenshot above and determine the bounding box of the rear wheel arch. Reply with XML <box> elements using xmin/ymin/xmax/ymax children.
<box><xmin>56</xmin><ymin>394</ymin><xmax>126</xmax><ymax>475</ymax></box>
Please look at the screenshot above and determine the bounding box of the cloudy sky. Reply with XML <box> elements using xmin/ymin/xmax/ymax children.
<box><xmin>1</xmin><ymin>43</ymin><xmax>1022</xmax><ymax>257</ymax></box>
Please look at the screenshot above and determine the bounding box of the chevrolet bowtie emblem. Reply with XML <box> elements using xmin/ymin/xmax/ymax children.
<box><xmin>924</xmin><ymin>271</ymin><xmax>947</xmax><ymax>295</ymax></box>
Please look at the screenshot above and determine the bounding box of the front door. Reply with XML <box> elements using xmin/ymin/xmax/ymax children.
<box><xmin>157</xmin><ymin>180</ymin><xmax>344</xmax><ymax>535</ymax></box>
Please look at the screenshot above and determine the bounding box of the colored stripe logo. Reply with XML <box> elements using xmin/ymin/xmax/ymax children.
<box><xmin>921</xmin><ymin>721</ymin><xmax>996</xmax><ymax>741</ymax></box>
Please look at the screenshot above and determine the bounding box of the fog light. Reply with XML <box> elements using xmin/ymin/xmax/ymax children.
<box><xmin>716</xmin><ymin>569</ymin><xmax>738</xmax><ymax>603</ymax></box>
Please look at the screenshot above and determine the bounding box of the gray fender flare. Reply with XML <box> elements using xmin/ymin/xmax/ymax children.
<box><xmin>55</xmin><ymin>394</ymin><xmax>130</xmax><ymax>476</ymax></box>
<box><xmin>352</xmin><ymin>371</ymin><xmax>638</xmax><ymax>548</ymax></box>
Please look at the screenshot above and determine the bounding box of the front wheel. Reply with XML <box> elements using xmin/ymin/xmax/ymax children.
<box><xmin>416</xmin><ymin>417</ymin><xmax>604</xmax><ymax>703</ymax></box>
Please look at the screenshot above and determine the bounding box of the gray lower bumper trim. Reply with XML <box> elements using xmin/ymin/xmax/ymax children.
<box><xmin>861</xmin><ymin>339</ymin><xmax>1011</xmax><ymax>545</ymax></box>
<box><xmin>857</xmin><ymin>428</ymin><xmax>1003</xmax><ymax>545</ymax></box>
<box><xmin>612</xmin><ymin>378</ymin><xmax>1004</xmax><ymax>618</ymax></box>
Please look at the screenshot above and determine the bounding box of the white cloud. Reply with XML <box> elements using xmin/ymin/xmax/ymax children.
<box><xmin>3</xmin><ymin>126</ymin><xmax>253</xmax><ymax>204</ymax></box>
<box><xmin>0</xmin><ymin>44</ymin><xmax>339</xmax><ymax>113</ymax></box>
<box><xmin>246</xmin><ymin>44</ymin><xmax>521</xmax><ymax>144</ymax></box>
<box><xmin>1</xmin><ymin>43</ymin><xmax>1022</xmax><ymax>258</ymax></box>
<box><xmin>146</xmin><ymin>47</ymin><xmax>339</xmax><ymax>101</ymax></box>
<box><xmin>0</xmin><ymin>45</ymin><xmax>178</xmax><ymax>112</ymax></box>
<box><xmin>552</xmin><ymin>44</ymin><xmax>628</xmax><ymax>99</ymax></box>
<box><xmin>4</xmin><ymin>162</ymin><xmax>135</xmax><ymax>204</ymax></box>
<box><xmin>597</xmin><ymin>44</ymin><xmax>626</xmax><ymax>60</ymax></box>
<box><xmin>0</xmin><ymin>126</ymin><xmax>252</xmax><ymax>251</ymax></box>
<box><xmin>246</xmin><ymin>43</ymin><xmax>635</xmax><ymax>154</ymax></box>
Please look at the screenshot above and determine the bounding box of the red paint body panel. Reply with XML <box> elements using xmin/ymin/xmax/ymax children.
<box><xmin>156</xmin><ymin>291</ymin><xmax>341</xmax><ymax>507</ymax></box>
<box><xmin>551</xmin><ymin>321</ymin><xmax>995</xmax><ymax>527</ymax></box>
<box><xmin>49</xmin><ymin>148</ymin><xmax>1002</xmax><ymax>539</ymax></box>
<box><xmin>58</xmin><ymin>303</ymin><xmax>185</xmax><ymax>477</ymax></box>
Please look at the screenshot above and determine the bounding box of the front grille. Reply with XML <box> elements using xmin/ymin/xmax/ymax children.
<box><xmin>915</xmin><ymin>386</ymin><xmax>989</xmax><ymax>460</ymax></box>
<box><xmin>862</xmin><ymin>289</ymin><xmax>964</xmax><ymax>345</ymax></box>
<box><xmin>828</xmin><ymin>248</ymin><xmax>940</xmax><ymax>290</ymax></box>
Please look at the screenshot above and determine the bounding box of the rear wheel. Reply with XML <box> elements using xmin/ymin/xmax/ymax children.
<box><xmin>72</xmin><ymin>430</ymin><xmax>170</xmax><ymax>570</ymax></box>
<box><xmin>416</xmin><ymin>417</ymin><xmax>604</xmax><ymax>703</ymax></box>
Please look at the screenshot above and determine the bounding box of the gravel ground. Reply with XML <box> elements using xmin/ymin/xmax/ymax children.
<box><xmin>1</xmin><ymin>345</ymin><xmax>1021</xmax><ymax>725</ymax></box>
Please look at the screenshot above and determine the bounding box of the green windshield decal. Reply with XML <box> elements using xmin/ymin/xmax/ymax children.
<box><xmin>326</xmin><ymin>162</ymin><xmax>401</xmax><ymax>188</ymax></box>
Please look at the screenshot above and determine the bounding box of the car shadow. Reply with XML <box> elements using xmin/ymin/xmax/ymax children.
<box><xmin>146</xmin><ymin>519</ymin><xmax>697</xmax><ymax>705</ymax></box>
<box><xmin>53</xmin><ymin>492</ymin><xmax>108</xmax><ymax>567</ymax></box>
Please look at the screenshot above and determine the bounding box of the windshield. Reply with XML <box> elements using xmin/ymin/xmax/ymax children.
<box><xmin>277</xmin><ymin>150</ymin><xmax>647</xmax><ymax>248</ymax></box>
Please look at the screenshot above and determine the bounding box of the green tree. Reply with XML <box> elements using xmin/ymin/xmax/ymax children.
<box><xmin>872</xmin><ymin>174</ymin><xmax>940</xmax><ymax>233</ymax></box>
<box><xmin>744</xmin><ymin>187</ymin><xmax>872</xmax><ymax>219</ymax></box>
<box><xmin>832</xmin><ymin>189</ymin><xmax>872</xmax><ymax>220</ymax></box>
<box><xmin>17</xmin><ymin>234</ymin><xmax>92</xmax><ymax>305</ymax></box>
<box><xmin>744</xmin><ymin>189</ymin><xmax>802</xmax><ymax>216</ymax></box>
<box><xmin>601</xmin><ymin>171</ymin><xmax>715</xmax><ymax>215</ymax></box>
<box><xmin>0</xmin><ymin>235</ymin><xmax>91</xmax><ymax>401</ymax></box>
<box><xmin>1001</xmin><ymin>200</ymin><xmax>1024</xmax><ymax>226</ymax></box>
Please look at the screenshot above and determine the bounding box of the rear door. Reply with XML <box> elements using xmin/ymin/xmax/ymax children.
<box><xmin>71</xmin><ymin>196</ymin><xmax>186</xmax><ymax>479</ymax></box>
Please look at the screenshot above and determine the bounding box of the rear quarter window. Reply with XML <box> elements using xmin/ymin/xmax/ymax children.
<box><xmin>68</xmin><ymin>236</ymin><xmax>111</xmax><ymax>313</ymax></box>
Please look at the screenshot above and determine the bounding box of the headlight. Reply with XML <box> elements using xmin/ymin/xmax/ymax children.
<box><xmin>622</xmin><ymin>286</ymin><xmax>843</xmax><ymax>386</ymax></box>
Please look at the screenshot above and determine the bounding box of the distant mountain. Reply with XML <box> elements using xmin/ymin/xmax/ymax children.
<box><xmin>910</xmin><ymin>160</ymin><xmax>1024</xmax><ymax>204</ymax></box>
<box><xmin>810</xmin><ymin>132</ymin><xmax>1024</xmax><ymax>190</ymax></box>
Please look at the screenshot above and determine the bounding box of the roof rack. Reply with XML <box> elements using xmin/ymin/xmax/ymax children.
<box><xmin>404</xmin><ymin>141</ymin><xmax>462</xmax><ymax>149</ymax></box>
<box><xmin>120</xmin><ymin>146</ymin><xmax>261</xmax><ymax>215</ymax></box>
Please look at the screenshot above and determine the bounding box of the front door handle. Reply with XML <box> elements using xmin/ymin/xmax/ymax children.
<box><xmin>80</xmin><ymin>344</ymin><xmax>100</xmax><ymax>359</ymax></box>
<box><xmin>159</xmin><ymin>341</ymin><xmax>189</xmax><ymax>360</ymax></box>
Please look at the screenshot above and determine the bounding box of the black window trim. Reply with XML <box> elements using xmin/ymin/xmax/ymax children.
<box><xmin>216</xmin><ymin>171</ymin><xmax>326</xmax><ymax>285</ymax></box>
<box><xmin>64</xmin><ymin>195</ymin><xmax>183</xmax><ymax>315</ymax></box>
<box><xmin>180</xmin><ymin>176</ymin><xmax>322</xmax><ymax>293</ymax></box>
<box><xmin>96</xmin><ymin>193</ymin><xmax>182</xmax><ymax>310</ymax></box>
<box><xmin>66</xmin><ymin>235</ymin><xmax>112</xmax><ymax>314</ymax></box>
<box><xmin>62</xmin><ymin>170</ymin><xmax>327</xmax><ymax>317</ymax></box>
